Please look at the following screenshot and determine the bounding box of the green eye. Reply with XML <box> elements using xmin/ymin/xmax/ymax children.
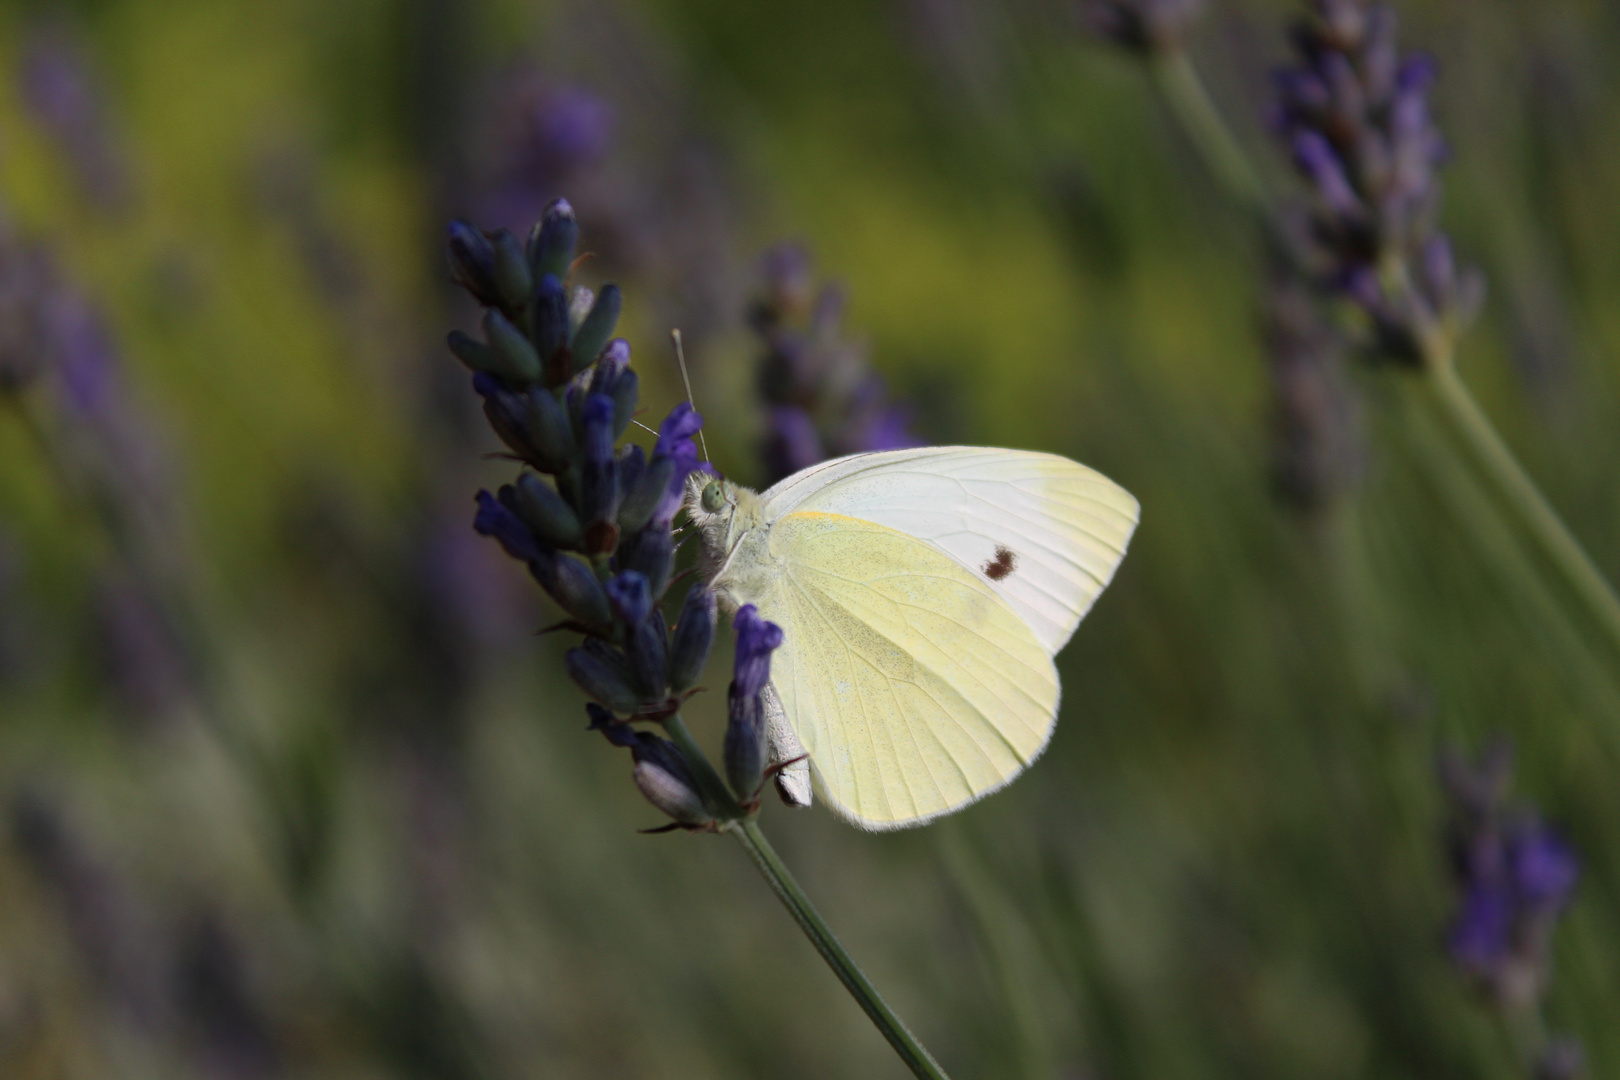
<box><xmin>701</xmin><ymin>480</ymin><xmax>725</xmax><ymax>513</ymax></box>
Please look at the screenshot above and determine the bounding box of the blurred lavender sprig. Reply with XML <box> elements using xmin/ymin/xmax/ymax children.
<box><xmin>1439</xmin><ymin>742</ymin><xmax>1583</xmax><ymax>1078</ymax></box>
<box><xmin>751</xmin><ymin>244</ymin><xmax>919</xmax><ymax>485</ymax></box>
<box><xmin>1263</xmin><ymin>272</ymin><xmax>1363</xmax><ymax>510</ymax></box>
<box><xmin>1271</xmin><ymin>0</ymin><xmax>1483</xmax><ymax>365</ymax></box>
<box><xmin>20</xmin><ymin>21</ymin><xmax>130</xmax><ymax>211</ymax></box>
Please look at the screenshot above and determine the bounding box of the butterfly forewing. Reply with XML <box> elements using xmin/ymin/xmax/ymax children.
<box><xmin>762</xmin><ymin>447</ymin><xmax>1139</xmax><ymax>655</ymax></box>
<box><xmin>758</xmin><ymin>511</ymin><xmax>1059</xmax><ymax>830</ymax></box>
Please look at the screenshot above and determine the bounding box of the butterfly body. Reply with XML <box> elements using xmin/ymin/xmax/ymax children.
<box><xmin>687</xmin><ymin>447</ymin><xmax>1138</xmax><ymax>830</ymax></box>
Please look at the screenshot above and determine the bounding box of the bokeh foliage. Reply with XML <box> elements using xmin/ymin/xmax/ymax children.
<box><xmin>1</xmin><ymin>0</ymin><xmax>1617</xmax><ymax>1077</ymax></box>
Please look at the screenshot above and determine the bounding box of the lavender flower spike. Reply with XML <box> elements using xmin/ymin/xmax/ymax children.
<box><xmin>1439</xmin><ymin>742</ymin><xmax>1582</xmax><ymax>1071</ymax></box>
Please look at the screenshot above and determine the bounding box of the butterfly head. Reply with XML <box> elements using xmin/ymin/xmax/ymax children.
<box><xmin>684</xmin><ymin>473</ymin><xmax>769</xmax><ymax>604</ymax></box>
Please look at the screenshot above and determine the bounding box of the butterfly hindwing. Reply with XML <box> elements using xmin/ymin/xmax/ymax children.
<box><xmin>757</xmin><ymin>510</ymin><xmax>1059</xmax><ymax>830</ymax></box>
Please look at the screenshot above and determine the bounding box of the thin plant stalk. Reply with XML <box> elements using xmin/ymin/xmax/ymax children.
<box><xmin>1421</xmin><ymin>358</ymin><xmax>1620</xmax><ymax>658</ymax></box>
<box><xmin>1146</xmin><ymin>41</ymin><xmax>1620</xmax><ymax>669</ymax></box>
<box><xmin>661</xmin><ymin>711</ymin><xmax>951</xmax><ymax>1080</ymax></box>
<box><xmin>1148</xmin><ymin>49</ymin><xmax>1267</xmax><ymax>216</ymax></box>
<box><xmin>729</xmin><ymin>818</ymin><xmax>953</xmax><ymax>1080</ymax></box>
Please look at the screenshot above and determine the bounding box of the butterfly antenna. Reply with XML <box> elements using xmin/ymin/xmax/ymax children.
<box><xmin>671</xmin><ymin>329</ymin><xmax>710</xmax><ymax>462</ymax></box>
<box><xmin>630</xmin><ymin>418</ymin><xmax>660</xmax><ymax>437</ymax></box>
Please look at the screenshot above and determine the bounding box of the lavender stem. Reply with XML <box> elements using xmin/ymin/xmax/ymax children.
<box><xmin>1148</xmin><ymin>48</ymin><xmax>1268</xmax><ymax>214</ymax></box>
<box><xmin>1422</xmin><ymin>358</ymin><xmax>1620</xmax><ymax>661</ymax></box>
<box><xmin>729</xmin><ymin>819</ymin><xmax>953</xmax><ymax>1080</ymax></box>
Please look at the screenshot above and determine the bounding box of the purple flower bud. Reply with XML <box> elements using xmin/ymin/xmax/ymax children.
<box><xmin>447</xmin><ymin>220</ymin><xmax>500</xmax><ymax>307</ymax></box>
<box><xmin>649</xmin><ymin>403</ymin><xmax>708</xmax><ymax>525</ymax></box>
<box><xmin>506</xmin><ymin>473</ymin><xmax>583</xmax><ymax>550</ymax></box>
<box><xmin>482</xmin><ymin>308</ymin><xmax>542</xmax><ymax>383</ymax></box>
<box><xmin>579</xmin><ymin>394</ymin><xmax>620</xmax><ymax>552</ymax></box>
<box><xmin>532</xmin><ymin>551</ymin><xmax>612</xmax><ymax>629</ymax></box>
<box><xmin>606</xmin><ymin>571</ymin><xmax>653</xmax><ymax>627</ymax></box>
<box><xmin>629</xmin><ymin>735</ymin><xmax>712</xmax><ymax>828</ymax></box>
<box><xmin>488</xmin><ymin>227</ymin><xmax>533</xmax><ymax>312</ymax></box>
<box><xmin>527</xmin><ymin>198</ymin><xmax>578</xmax><ymax>283</ymax></box>
<box><xmin>532</xmin><ymin>273</ymin><xmax>570</xmax><ymax>383</ymax></box>
<box><xmin>472</xmin><ymin>373</ymin><xmax>573</xmax><ymax>472</ymax></box>
<box><xmin>668</xmin><ymin>584</ymin><xmax>716</xmax><ymax>693</ymax></box>
<box><xmin>565</xmin><ymin>640</ymin><xmax>640</xmax><ymax>712</ymax></box>
<box><xmin>473</xmin><ymin>490</ymin><xmax>543</xmax><ymax>564</ymax></box>
<box><xmin>618</xmin><ymin>453</ymin><xmax>675</xmax><ymax>536</ymax></box>
<box><xmin>617</xmin><ymin>526</ymin><xmax>674</xmax><ymax>601</ymax></box>
<box><xmin>626</xmin><ymin>613</ymin><xmax>669</xmax><ymax>701</ymax></box>
<box><xmin>724</xmin><ymin>605</ymin><xmax>784</xmax><ymax>800</ymax></box>
<box><xmin>570</xmin><ymin>284</ymin><xmax>621</xmax><ymax>372</ymax></box>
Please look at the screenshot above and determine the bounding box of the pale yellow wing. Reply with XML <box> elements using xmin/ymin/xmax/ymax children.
<box><xmin>761</xmin><ymin>447</ymin><xmax>1139</xmax><ymax>654</ymax></box>
<box><xmin>757</xmin><ymin>511</ymin><xmax>1059</xmax><ymax>830</ymax></box>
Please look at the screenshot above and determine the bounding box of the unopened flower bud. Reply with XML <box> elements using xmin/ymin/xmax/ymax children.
<box><xmin>617</xmin><ymin>454</ymin><xmax>674</xmax><ymax>536</ymax></box>
<box><xmin>668</xmin><ymin>584</ymin><xmax>716</xmax><ymax>693</ymax></box>
<box><xmin>532</xmin><ymin>274</ymin><xmax>571</xmax><ymax>385</ymax></box>
<box><xmin>473</xmin><ymin>374</ymin><xmax>573</xmax><ymax>472</ymax></box>
<box><xmin>565</xmin><ymin>640</ymin><xmax>641</xmax><ymax>712</ymax></box>
<box><xmin>626</xmin><ymin>615</ymin><xmax>669</xmax><ymax>701</ymax></box>
<box><xmin>630</xmin><ymin>736</ymin><xmax>712</xmax><ymax>828</ymax></box>
<box><xmin>480</xmin><ymin>309</ymin><xmax>542</xmax><ymax>383</ymax></box>
<box><xmin>472</xmin><ymin>490</ymin><xmax>542</xmax><ymax>563</ymax></box>
<box><xmin>446</xmin><ymin>220</ymin><xmax>499</xmax><ymax>306</ymax></box>
<box><xmin>592</xmin><ymin>340</ymin><xmax>638</xmax><ymax>437</ymax></box>
<box><xmin>605</xmin><ymin>571</ymin><xmax>653</xmax><ymax>627</ymax></box>
<box><xmin>534</xmin><ymin>551</ymin><xmax>612</xmax><ymax>629</ymax></box>
<box><xmin>505</xmin><ymin>474</ymin><xmax>582</xmax><ymax>550</ymax></box>
<box><xmin>569</xmin><ymin>283</ymin><xmax>622</xmax><ymax>373</ymax></box>
<box><xmin>528</xmin><ymin>198</ymin><xmax>579</xmax><ymax>282</ymax></box>
<box><xmin>445</xmin><ymin>330</ymin><xmax>496</xmax><ymax>375</ymax></box>
<box><xmin>618</xmin><ymin>526</ymin><xmax>673</xmax><ymax>601</ymax></box>
<box><xmin>579</xmin><ymin>394</ymin><xmax>620</xmax><ymax>553</ymax></box>
<box><xmin>724</xmin><ymin>605</ymin><xmax>784</xmax><ymax>799</ymax></box>
<box><xmin>489</xmin><ymin>227</ymin><xmax>533</xmax><ymax>313</ymax></box>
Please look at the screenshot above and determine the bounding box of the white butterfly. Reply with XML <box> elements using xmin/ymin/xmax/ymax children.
<box><xmin>686</xmin><ymin>446</ymin><xmax>1139</xmax><ymax>831</ymax></box>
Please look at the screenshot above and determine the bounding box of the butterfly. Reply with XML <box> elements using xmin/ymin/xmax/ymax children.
<box><xmin>686</xmin><ymin>446</ymin><xmax>1138</xmax><ymax>830</ymax></box>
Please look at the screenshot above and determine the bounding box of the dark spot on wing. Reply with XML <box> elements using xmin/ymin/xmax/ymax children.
<box><xmin>982</xmin><ymin>546</ymin><xmax>1016</xmax><ymax>581</ymax></box>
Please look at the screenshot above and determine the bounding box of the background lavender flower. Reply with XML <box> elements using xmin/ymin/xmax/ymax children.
<box><xmin>751</xmin><ymin>243</ymin><xmax>920</xmax><ymax>485</ymax></box>
<box><xmin>20</xmin><ymin>21</ymin><xmax>130</xmax><ymax>211</ymax></box>
<box><xmin>0</xmin><ymin>222</ymin><xmax>62</xmax><ymax>394</ymax></box>
<box><xmin>1263</xmin><ymin>271</ymin><xmax>1364</xmax><ymax>511</ymax></box>
<box><xmin>1440</xmin><ymin>742</ymin><xmax>1582</xmax><ymax>1072</ymax></box>
<box><xmin>1271</xmin><ymin>0</ymin><xmax>1484</xmax><ymax>364</ymax></box>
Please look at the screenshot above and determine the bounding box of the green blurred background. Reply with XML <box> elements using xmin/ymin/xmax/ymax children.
<box><xmin>1</xmin><ymin>0</ymin><xmax>1617</xmax><ymax>1076</ymax></box>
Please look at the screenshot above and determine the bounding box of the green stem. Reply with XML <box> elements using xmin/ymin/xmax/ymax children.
<box><xmin>1420</xmin><ymin>360</ymin><xmax>1620</xmax><ymax>661</ymax></box>
<box><xmin>1148</xmin><ymin>48</ymin><xmax>1270</xmax><ymax>217</ymax></box>
<box><xmin>730</xmin><ymin>819</ymin><xmax>952</xmax><ymax>1080</ymax></box>
<box><xmin>1395</xmin><ymin>383</ymin><xmax>1620</xmax><ymax>725</ymax></box>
